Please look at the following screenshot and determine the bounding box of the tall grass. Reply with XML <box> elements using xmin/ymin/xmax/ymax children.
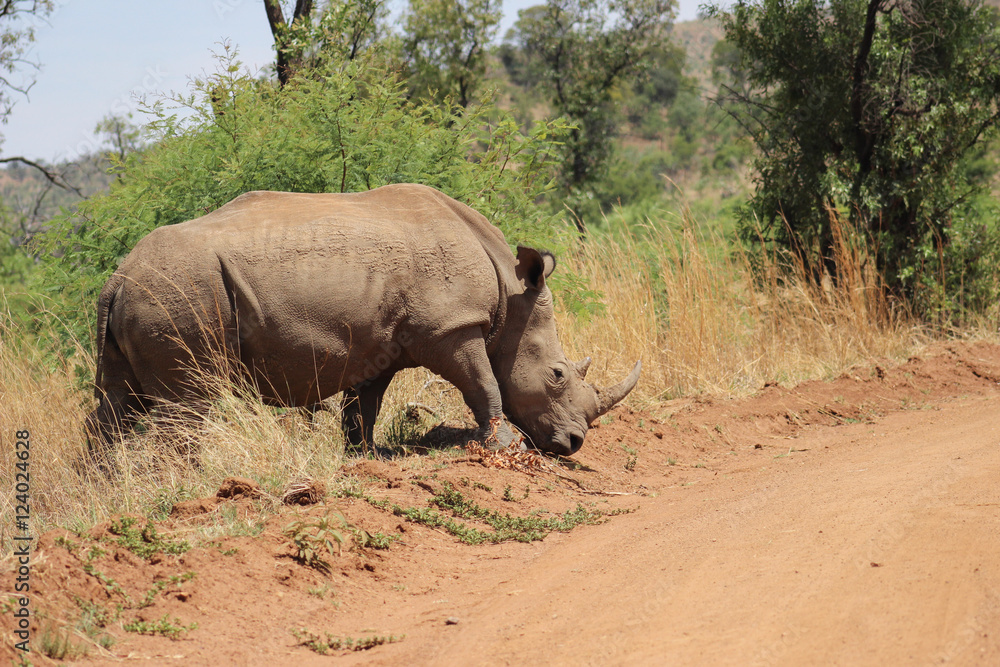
<box><xmin>1</xmin><ymin>306</ymin><xmax>97</xmax><ymax>547</ymax></box>
<box><xmin>555</xmin><ymin>210</ymin><xmax>926</xmax><ymax>402</ymax></box>
<box><xmin>1</xmin><ymin>210</ymin><xmax>935</xmax><ymax>546</ymax></box>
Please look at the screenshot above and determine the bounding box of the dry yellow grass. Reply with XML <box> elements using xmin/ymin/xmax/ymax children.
<box><xmin>555</xmin><ymin>212</ymin><xmax>926</xmax><ymax>404</ymax></box>
<box><xmin>0</xmin><ymin>214</ymin><xmax>939</xmax><ymax>545</ymax></box>
<box><xmin>1</xmin><ymin>307</ymin><xmax>97</xmax><ymax>546</ymax></box>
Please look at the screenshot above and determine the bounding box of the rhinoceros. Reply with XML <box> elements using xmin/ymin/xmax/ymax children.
<box><xmin>85</xmin><ymin>183</ymin><xmax>640</xmax><ymax>456</ymax></box>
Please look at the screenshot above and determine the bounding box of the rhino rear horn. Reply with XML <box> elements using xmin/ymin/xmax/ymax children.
<box><xmin>595</xmin><ymin>360</ymin><xmax>641</xmax><ymax>416</ymax></box>
<box><xmin>575</xmin><ymin>357</ymin><xmax>592</xmax><ymax>380</ymax></box>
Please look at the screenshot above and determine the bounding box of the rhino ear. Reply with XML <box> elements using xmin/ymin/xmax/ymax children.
<box><xmin>516</xmin><ymin>246</ymin><xmax>556</xmax><ymax>292</ymax></box>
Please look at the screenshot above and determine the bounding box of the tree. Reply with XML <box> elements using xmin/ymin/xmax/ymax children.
<box><xmin>707</xmin><ymin>0</ymin><xmax>1000</xmax><ymax>314</ymax></box>
<box><xmin>0</xmin><ymin>1</ymin><xmax>76</xmax><ymax>188</ymax></box>
<box><xmin>263</xmin><ymin>0</ymin><xmax>313</xmax><ymax>86</ymax></box>
<box><xmin>263</xmin><ymin>0</ymin><xmax>389</xmax><ymax>86</ymax></box>
<box><xmin>95</xmin><ymin>113</ymin><xmax>144</xmax><ymax>163</ymax></box>
<box><xmin>0</xmin><ymin>0</ymin><xmax>52</xmax><ymax>126</ymax></box>
<box><xmin>400</xmin><ymin>0</ymin><xmax>501</xmax><ymax>107</ymax></box>
<box><xmin>504</xmin><ymin>0</ymin><xmax>675</xmax><ymax>228</ymax></box>
<box><xmin>623</xmin><ymin>40</ymin><xmax>685</xmax><ymax>138</ymax></box>
<box><xmin>1</xmin><ymin>0</ymin><xmax>82</xmax><ymax>284</ymax></box>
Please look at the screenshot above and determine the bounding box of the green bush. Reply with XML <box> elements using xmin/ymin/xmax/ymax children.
<box><xmin>34</xmin><ymin>45</ymin><xmax>572</xmax><ymax>343</ymax></box>
<box><xmin>708</xmin><ymin>0</ymin><xmax>1000</xmax><ymax>318</ymax></box>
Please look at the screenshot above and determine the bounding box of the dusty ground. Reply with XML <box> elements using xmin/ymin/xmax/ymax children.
<box><xmin>3</xmin><ymin>341</ymin><xmax>999</xmax><ymax>666</ymax></box>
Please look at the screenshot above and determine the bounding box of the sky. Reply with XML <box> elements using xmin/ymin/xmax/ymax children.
<box><xmin>3</xmin><ymin>0</ymin><xmax>707</xmax><ymax>163</ymax></box>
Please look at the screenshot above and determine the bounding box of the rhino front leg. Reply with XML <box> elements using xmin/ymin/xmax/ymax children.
<box><xmin>341</xmin><ymin>373</ymin><xmax>394</xmax><ymax>453</ymax></box>
<box><xmin>419</xmin><ymin>327</ymin><xmax>520</xmax><ymax>450</ymax></box>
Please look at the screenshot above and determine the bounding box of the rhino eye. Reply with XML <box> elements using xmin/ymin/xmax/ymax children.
<box><xmin>553</xmin><ymin>367</ymin><xmax>564</xmax><ymax>380</ymax></box>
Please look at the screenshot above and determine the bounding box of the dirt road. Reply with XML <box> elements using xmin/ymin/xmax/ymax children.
<box><xmin>4</xmin><ymin>342</ymin><xmax>999</xmax><ymax>665</ymax></box>
<box><xmin>350</xmin><ymin>393</ymin><xmax>1000</xmax><ymax>666</ymax></box>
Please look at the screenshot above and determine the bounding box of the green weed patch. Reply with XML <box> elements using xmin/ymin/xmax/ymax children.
<box><xmin>363</xmin><ymin>482</ymin><xmax>631</xmax><ymax>545</ymax></box>
<box><xmin>292</xmin><ymin>628</ymin><xmax>403</xmax><ymax>654</ymax></box>
<box><xmin>107</xmin><ymin>516</ymin><xmax>190</xmax><ymax>560</ymax></box>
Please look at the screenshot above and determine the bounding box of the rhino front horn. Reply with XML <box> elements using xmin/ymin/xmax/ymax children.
<box><xmin>596</xmin><ymin>360</ymin><xmax>642</xmax><ymax>416</ymax></box>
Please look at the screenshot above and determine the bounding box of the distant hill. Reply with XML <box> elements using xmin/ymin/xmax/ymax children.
<box><xmin>671</xmin><ymin>18</ymin><xmax>724</xmax><ymax>92</ymax></box>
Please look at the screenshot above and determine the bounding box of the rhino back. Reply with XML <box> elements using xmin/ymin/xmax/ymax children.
<box><xmin>113</xmin><ymin>185</ymin><xmax>505</xmax><ymax>405</ymax></box>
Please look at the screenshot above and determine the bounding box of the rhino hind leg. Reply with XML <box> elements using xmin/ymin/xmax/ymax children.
<box><xmin>85</xmin><ymin>389</ymin><xmax>148</xmax><ymax>452</ymax></box>
<box><xmin>341</xmin><ymin>373</ymin><xmax>394</xmax><ymax>454</ymax></box>
<box><xmin>85</xmin><ymin>337</ymin><xmax>150</xmax><ymax>461</ymax></box>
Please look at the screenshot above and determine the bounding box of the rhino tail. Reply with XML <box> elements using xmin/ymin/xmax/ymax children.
<box><xmin>93</xmin><ymin>272</ymin><xmax>126</xmax><ymax>396</ymax></box>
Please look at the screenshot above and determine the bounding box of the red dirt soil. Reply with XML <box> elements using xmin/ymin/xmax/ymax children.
<box><xmin>3</xmin><ymin>341</ymin><xmax>999</xmax><ymax>665</ymax></box>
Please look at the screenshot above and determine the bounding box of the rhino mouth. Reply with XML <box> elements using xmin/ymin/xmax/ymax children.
<box><xmin>511</xmin><ymin>420</ymin><xmax>584</xmax><ymax>457</ymax></box>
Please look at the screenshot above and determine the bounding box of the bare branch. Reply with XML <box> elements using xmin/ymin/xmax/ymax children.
<box><xmin>0</xmin><ymin>156</ymin><xmax>82</xmax><ymax>196</ymax></box>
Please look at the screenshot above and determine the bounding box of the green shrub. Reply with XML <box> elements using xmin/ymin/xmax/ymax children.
<box><xmin>34</xmin><ymin>45</ymin><xmax>572</xmax><ymax>343</ymax></box>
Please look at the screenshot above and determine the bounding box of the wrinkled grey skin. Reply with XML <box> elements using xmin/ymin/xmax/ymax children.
<box><xmin>85</xmin><ymin>184</ymin><xmax>640</xmax><ymax>456</ymax></box>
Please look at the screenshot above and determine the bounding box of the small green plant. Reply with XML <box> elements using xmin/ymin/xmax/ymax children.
<box><xmin>54</xmin><ymin>535</ymin><xmax>78</xmax><ymax>553</ymax></box>
<box><xmin>307</xmin><ymin>583</ymin><xmax>335</xmax><ymax>599</ymax></box>
<box><xmin>622</xmin><ymin>444</ymin><xmax>638</xmax><ymax>471</ymax></box>
<box><xmin>291</xmin><ymin>628</ymin><xmax>404</xmax><ymax>654</ymax></box>
<box><xmin>212</xmin><ymin>503</ymin><xmax>269</xmax><ymax>538</ymax></box>
<box><xmin>667</xmin><ymin>458</ymin><xmax>677</xmax><ymax>466</ymax></box>
<box><xmin>148</xmin><ymin>485</ymin><xmax>195</xmax><ymax>521</ymax></box>
<box><xmin>383</xmin><ymin>407</ymin><xmax>426</xmax><ymax>451</ymax></box>
<box><xmin>74</xmin><ymin>598</ymin><xmax>119</xmax><ymax>649</ymax></box>
<box><xmin>82</xmin><ymin>563</ymin><xmax>132</xmax><ymax>606</ymax></box>
<box><xmin>39</xmin><ymin>623</ymin><xmax>89</xmax><ymax>661</ymax></box>
<box><xmin>107</xmin><ymin>516</ymin><xmax>190</xmax><ymax>560</ymax></box>
<box><xmin>285</xmin><ymin>511</ymin><xmax>348</xmax><ymax>572</ymax></box>
<box><xmin>86</xmin><ymin>545</ymin><xmax>107</xmax><ymax>562</ymax></box>
<box><xmin>459</xmin><ymin>477</ymin><xmax>494</xmax><ymax>492</ymax></box>
<box><xmin>502</xmin><ymin>485</ymin><xmax>516</xmax><ymax>502</ymax></box>
<box><xmin>94</xmin><ymin>632</ymin><xmax>116</xmax><ymax>650</ymax></box>
<box><xmin>123</xmin><ymin>614</ymin><xmax>198</xmax><ymax>639</ymax></box>
<box><xmin>74</xmin><ymin>598</ymin><xmax>120</xmax><ymax>627</ymax></box>
<box><xmin>334</xmin><ymin>482</ymin><xmax>367</xmax><ymax>500</ymax></box>
<box><xmin>139</xmin><ymin>572</ymin><xmax>197</xmax><ymax>608</ymax></box>
<box><xmin>355</xmin><ymin>530</ymin><xmax>400</xmax><ymax>550</ymax></box>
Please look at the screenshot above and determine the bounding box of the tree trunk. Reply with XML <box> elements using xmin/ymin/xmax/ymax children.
<box><xmin>263</xmin><ymin>0</ymin><xmax>314</xmax><ymax>87</ymax></box>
